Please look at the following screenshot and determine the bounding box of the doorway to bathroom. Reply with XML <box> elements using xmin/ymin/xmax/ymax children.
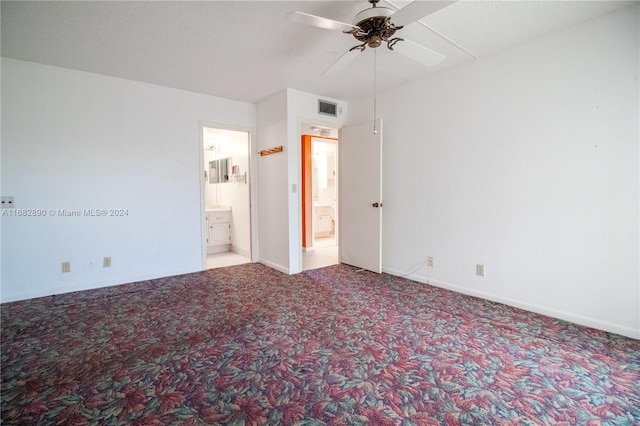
<box><xmin>301</xmin><ymin>124</ymin><xmax>339</xmax><ymax>271</ymax></box>
<box><xmin>201</xmin><ymin>125</ymin><xmax>253</xmax><ymax>270</ymax></box>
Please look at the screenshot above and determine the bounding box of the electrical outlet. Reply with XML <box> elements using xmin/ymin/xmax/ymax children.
<box><xmin>476</xmin><ymin>264</ymin><xmax>485</xmax><ymax>277</ymax></box>
<box><xmin>61</xmin><ymin>262</ymin><xmax>71</xmax><ymax>273</ymax></box>
<box><xmin>103</xmin><ymin>257</ymin><xmax>111</xmax><ymax>268</ymax></box>
<box><xmin>427</xmin><ymin>256</ymin><xmax>434</xmax><ymax>267</ymax></box>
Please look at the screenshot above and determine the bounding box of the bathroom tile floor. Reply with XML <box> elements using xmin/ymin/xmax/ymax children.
<box><xmin>206</xmin><ymin>239</ymin><xmax>339</xmax><ymax>272</ymax></box>
<box><xmin>206</xmin><ymin>252</ymin><xmax>252</xmax><ymax>269</ymax></box>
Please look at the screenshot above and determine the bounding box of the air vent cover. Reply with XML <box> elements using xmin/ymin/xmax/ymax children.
<box><xmin>318</xmin><ymin>100</ymin><xmax>337</xmax><ymax>117</ymax></box>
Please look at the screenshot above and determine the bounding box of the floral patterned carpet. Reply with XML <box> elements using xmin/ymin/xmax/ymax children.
<box><xmin>2</xmin><ymin>263</ymin><xmax>639</xmax><ymax>425</ymax></box>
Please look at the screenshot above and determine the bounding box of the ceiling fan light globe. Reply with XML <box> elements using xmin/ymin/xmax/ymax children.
<box><xmin>368</xmin><ymin>38</ymin><xmax>382</xmax><ymax>48</ymax></box>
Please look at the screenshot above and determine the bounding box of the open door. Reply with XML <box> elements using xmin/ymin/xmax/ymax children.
<box><xmin>338</xmin><ymin>119</ymin><xmax>382</xmax><ymax>273</ymax></box>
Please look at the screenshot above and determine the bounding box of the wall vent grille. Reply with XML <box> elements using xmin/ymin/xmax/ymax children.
<box><xmin>318</xmin><ymin>100</ymin><xmax>337</xmax><ymax>117</ymax></box>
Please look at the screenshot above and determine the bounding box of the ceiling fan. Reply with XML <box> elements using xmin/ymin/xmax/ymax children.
<box><xmin>287</xmin><ymin>0</ymin><xmax>456</xmax><ymax>75</ymax></box>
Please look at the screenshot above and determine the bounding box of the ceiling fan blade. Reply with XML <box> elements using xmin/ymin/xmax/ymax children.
<box><xmin>390</xmin><ymin>1</ymin><xmax>456</xmax><ymax>27</ymax></box>
<box><xmin>322</xmin><ymin>49</ymin><xmax>362</xmax><ymax>76</ymax></box>
<box><xmin>286</xmin><ymin>11</ymin><xmax>359</xmax><ymax>32</ymax></box>
<box><xmin>393</xmin><ymin>39</ymin><xmax>444</xmax><ymax>67</ymax></box>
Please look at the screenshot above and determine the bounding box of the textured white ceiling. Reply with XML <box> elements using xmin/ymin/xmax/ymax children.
<box><xmin>1</xmin><ymin>1</ymin><xmax>635</xmax><ymax>103</ymax></box>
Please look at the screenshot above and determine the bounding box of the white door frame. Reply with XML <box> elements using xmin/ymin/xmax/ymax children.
<box><xmin>198</xmin><ymin>121</ymin><xmax>258</xmax><ymax>269</ymax></box>
<box><xmin>297</xmin><ymin>118</ymin><xmax>341</xmax><ymax>272</ymax></box>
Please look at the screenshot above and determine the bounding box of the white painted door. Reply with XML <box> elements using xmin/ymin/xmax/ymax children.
<box><xmin>338</xmin><ymin>119</ymin><xmax>383</xmax><ymax>273</ymax></box>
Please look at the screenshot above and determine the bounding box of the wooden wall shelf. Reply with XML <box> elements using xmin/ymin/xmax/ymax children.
<box><xmin>259</xmin><ymin>146</ymin><xmax>283</xmax><ymax>156</ymax></box>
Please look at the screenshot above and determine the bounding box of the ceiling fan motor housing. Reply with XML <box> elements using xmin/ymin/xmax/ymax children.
<box><xmin>350</xmin><ymin>6</ymin><xmax>403</xmax><ymax>49</ymax></box>
<box><xmin>286</xmin><ymin>0</ymin><xmax>450</xmax><ymax>72</ymax></box>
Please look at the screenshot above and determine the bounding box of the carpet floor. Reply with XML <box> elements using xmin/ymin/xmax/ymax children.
<box><xmin>2</xmin><ymin>263</ymin><xmax>639</xmax><ymax>425</ymax></box>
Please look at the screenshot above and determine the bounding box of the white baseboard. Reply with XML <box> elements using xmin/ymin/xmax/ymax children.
<box><xmin>232</xmin><ymin>246</ymin><xmax>251</xmax><ymax>258</ymax></box>
<box><xmin>1</xmin><ymin>265</ymin><xmax>203</xmax><ymax>304</ymax></box>
<box><xmin>383</xmin><ymin>267</ymin><xmax>639</xmax><ymax>340</ymax></box>
<box><xmin>258</xmin><ymin>259</ymin><xmax>289</xmax><ymax>275</ymax></box>
<box><xmin>207</xmin><ymin>244</ymin><xmax>231</xmax><ymax>254</ymax></box>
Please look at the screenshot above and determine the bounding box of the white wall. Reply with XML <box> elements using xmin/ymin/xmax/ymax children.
<box><xmin>256</xmin><ymin>89</ymin><xmax>347</xmax><ymax>274</ymax></box>
<box><xmin>219</xmin><ymin>132</ymin><xmax>251</xmax><ymax>256</ymax></box>
<box><xmin>256</xmin><ymin>91</ymin><xmax>290</xmax><ymax>272</ymax></box>
<box><xmin>313</xmin><ymin>139</ymin><xmax>337</xmax><ymax>207</ymax></box>
<box><xmin>1</xmin><ymin>58</ymin><xmax>256</xmax><ymax>302</ymax></box>
<box><xmin>348</xmin><ymin>7</ymin><xmax>639</xmax><ymax>338</ymax></box>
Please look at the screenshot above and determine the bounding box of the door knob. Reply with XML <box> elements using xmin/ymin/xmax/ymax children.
<box><xmin>372</xmin><ymin>202</ymin><xmax>383</xmax><ymax>208</ymax></box>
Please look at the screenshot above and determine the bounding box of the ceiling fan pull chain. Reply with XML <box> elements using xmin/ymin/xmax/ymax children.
<box><xmin>373</xmin><ymin>48</ymin><xmax>378</xmax><ymax>135</ymax></box>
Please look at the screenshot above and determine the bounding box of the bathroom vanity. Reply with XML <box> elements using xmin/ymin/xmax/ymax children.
<box><xmin>206</xmin><ymin>206</ymin><xmax>231</xmax><ymax>253</ymax></box>
<box><xmin>314</xmin><ymin>204</ymin><xmax>335</xmax><ymax>239</ymax></box>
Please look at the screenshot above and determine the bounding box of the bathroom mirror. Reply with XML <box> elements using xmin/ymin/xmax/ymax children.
<box><xmin>209</xmin><ymin>157</ymin><xmax>232</xmax><ymax>184</ymax></box>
